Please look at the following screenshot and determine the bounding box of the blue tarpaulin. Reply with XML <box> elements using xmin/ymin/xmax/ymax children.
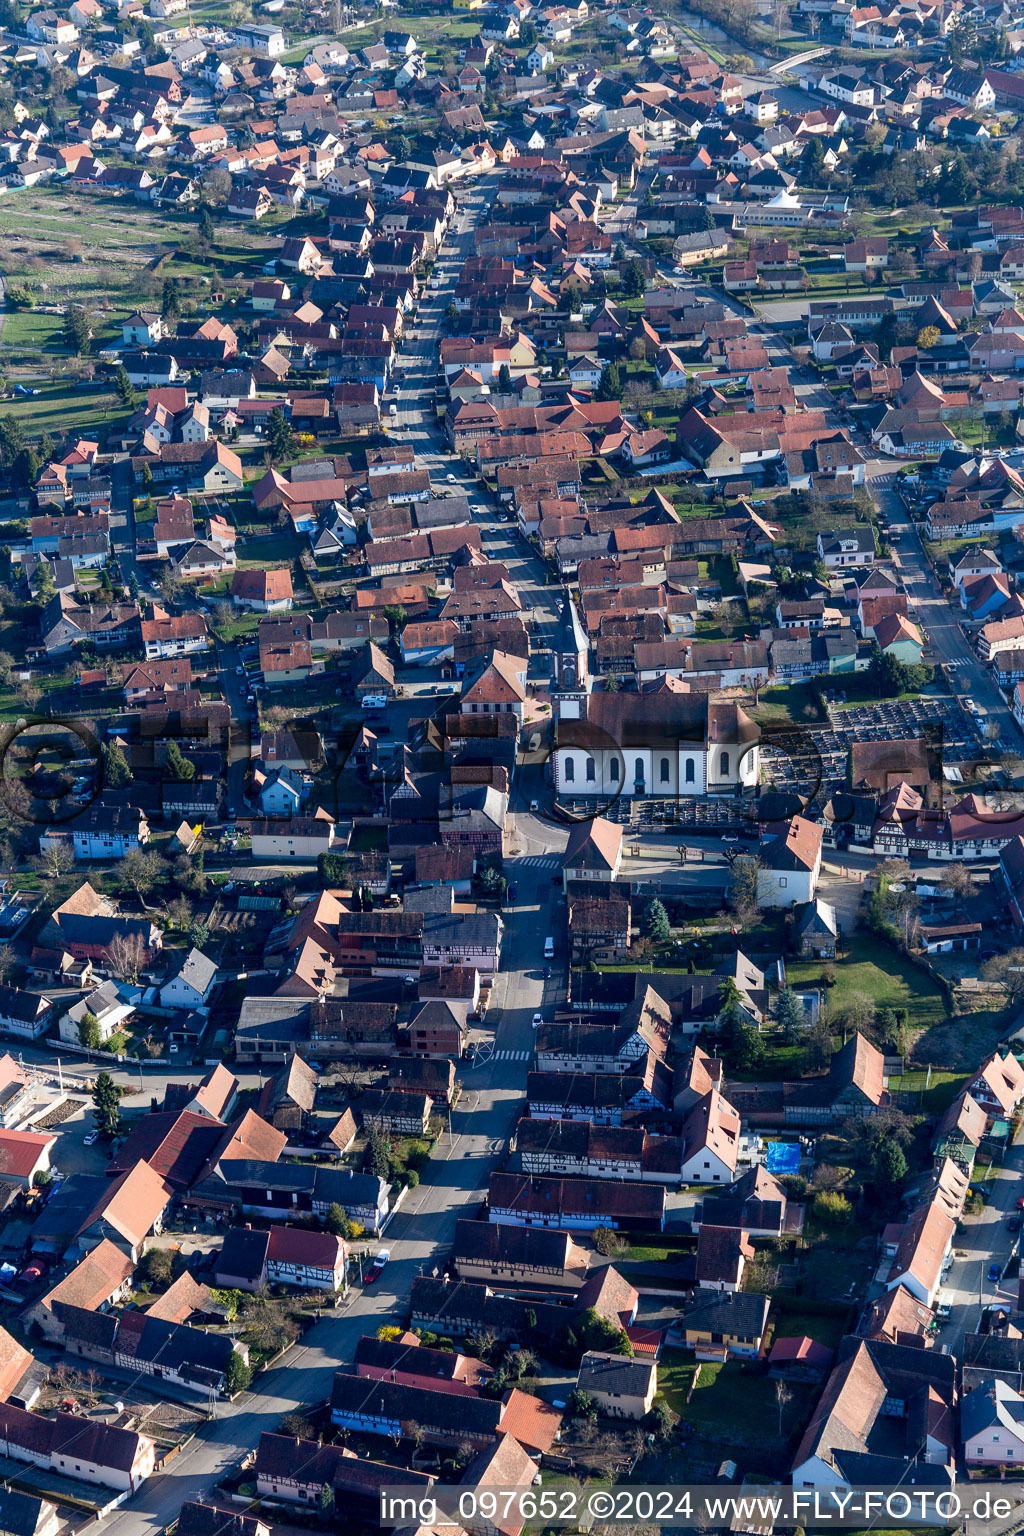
<box><xmin>766</xmin><ymin>1141</ymin><xmax>801</xmax><ymax>1176</ymax></box>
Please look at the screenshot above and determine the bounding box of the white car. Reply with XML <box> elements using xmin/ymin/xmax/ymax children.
<box><xmin>447</xmin><ymin>473</ymin><xmax>457</xmax><ymax>483</ymax></box>
<box><xmin>83</xmin><ymin>1132</ymin><xmax>98</xmax><ymax>1146</ymax></box>
<box><xmin>532</xmin><ymin>1012</ymin><xmax>543</xmax><ymax>1029</ymax></box>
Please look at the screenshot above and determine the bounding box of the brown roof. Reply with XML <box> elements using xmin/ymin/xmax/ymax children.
<box><xmin>497</xmin><ymin>1390</ymin><xmax>563</xmax><ymax>1454</ymax></box>
<box><xmin>575</xmin><ymin>1264</ymin><xmax>639</xmax><ymax>1328</ymax></box>
<box><xmin>34</xmin><ymin>1240</ymin><xmax>133</xmax><ymax>1319</ymax></box>
<box><xmin>52</xmin><ymin>882</ymin><xmax>111</xmax><ymax>920</ymax></box>
<box><xmin>680</xmin><ymin>1089</ymin><xmax>740</xmax><ymax>1175</ymax></box>
<box><xmin>887</xmin><ymin>1198</ymin><xmax>956</xmax><ymax>1296</ymax></box>
<box><xmin>760</xmin><ymin>814</ymin><xmax>823</xmax><ymax>873</ymax></box>
<box><xmin>563</xmin><ymin>815</ymin><xmax>622</xmax><ymax>872</ymax></box>
<box><xmin>0</xmin><ymin>1328</ymin><xmax>32</xmax><ymax>1404</ymax></box>
<box><xmin>231</xmin><ymin>568</ymin><xmax>293</xmax><ymax>603</ymax></box>
<box><xmin>488</xmin><ymin>1172</ymin><xmax>664</xmax><ymax>1224</ymax></box>
<box><xmin>144</xmin><ymin>1270</ymin><xmax>212</xmax><ymax>1324</ymax></box>
<box><xmin>326</xmin><ymin>1108</ymin><xmax>357</xmax><ymax>1151</ymax></box>
<box><xmin>267</xmin><ymin>1224</ymin><xmax>346</xmax><ymax>1270</ymax></box>
<box><xmin>694</xmin><ymin>1224</ymin><xmax>753</xmax><ymax>1285</ymax></box>
<box><xmin>862</xmin><ymin>1283</ymin><xmax>933</xmax><ymax>1345</ymax></box>
<box><xmin>939</xmin><ymin>1089</ymin><xmax>988</xmax><ymax>1146</ymax></box>
<box><xmin>687</xmin><ymin>1044</ymin><xmax>723</xmax><ymax>1098</ymax></box>
<box><xmin>850</xmin><ymin>737</ymin><xmax>932</xmax><ymax>790</ymax></box>
<box><xmin>192</xmin><ymin>1064</ymin><xmax>238</xmax><ymax>1119</ymax></box>
<box><xmin>831</xmin><ymin>1032</ymin><xmax>885</xmax><ymax>1107</ymax></box>
<box><xmin>0</xmin><ymin>1130</ymin><xmax>54</xmax><ymax>1178</ymax></box>
<box><xmin>81</xmin><ymin>1160</ymin><xmax>174</xmax><ymax>1248</ymax></box>
<box><xmin>212</xmin><ymin>1109</ymin><xmax>287</xmax><ymax>1166</ymax></box>
<box><xmin>972</xmin><ymin>1051</ymin><xmax>1024</xmax><ymax>1114</ymax></box>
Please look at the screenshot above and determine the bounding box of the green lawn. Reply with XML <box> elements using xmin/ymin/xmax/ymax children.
<box><xmin>616</xmin><ymin>1232</ymin><xmax>694</xmax><ymax>1265</ymax></box>
<box><xmin>787</xmin><ymin>935</ymin><xmax>949</xmax><ymax>1030</ymax></box>
<box><xmin>888</xmin><ymin>1068</ymin><xmax>968</xmax><ymax>1113</ymax></box>
<box><xmin>0</xmin><ymin>382</ymin><xmax>130</xmax><ymax>443</ymax></box>
<box><xmin>768</xmin><ymin>1299</ymin><xmax>849</xmax><ymax>1351</ymax></box>
<box><xmin>657</xmin><ymin>1353</ymin><xmax>813</xmax><ymax>1445</ymax></box>
<box><xmin>752</xmin><ymin>683</ymin><xmax>828</xmax><ymax>727</ymax></box>
<box><xmin>1</xmin><ymin>308</ymin><xmax>64</xmax><ymax>352</ymax></box>
<box><xmin>236</xmin><ymin>533</ymin><xmax>302</xmax><ymax>569</ymax></box>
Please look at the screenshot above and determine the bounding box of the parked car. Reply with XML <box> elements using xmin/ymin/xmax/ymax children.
<box><xmin>989</xmin><ymin>1262</ymin><xmax>1002</xmax><ymax>1282</ymax></box>
<box><xmin>365</xmin><ymin>1248</ymin><xmax>391</xmax><ymax>1284</ymax></box>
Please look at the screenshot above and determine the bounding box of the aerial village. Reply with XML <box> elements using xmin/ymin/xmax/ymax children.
<box><xmin>4</xmin><ymin>0</ymin><xmax>1024</xmax><ymax>1528</ymax></box>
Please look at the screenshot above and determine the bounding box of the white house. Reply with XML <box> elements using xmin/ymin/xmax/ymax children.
<box><xmin>121</xmin><ymin>312</ymin><xmax>164</xmax><ymax>347</ymax></box>
<box><xmin>756</xmin><ymin>815</ymin><xmax>823</xmax><ymax>908</ymax></box>
<box><xmin>266</xmin><ymin>1226</ymin><xmax>348</xmax><ymax>1293</ymax></box>
<box><xmin>679</xmin><ymin>1090</ymin><xmax>740</xmax><ymax>1184</ymax></box>
<box><xmin>258</xmin><ymin>765</ymin><xmax>310</xmax><ymax>817</ymax></box>
<box><xmin>885</xmin><ymin>1199</ymin><xmax>955</xmax><ymax>1309</ymax></box>
<box><xmin>58</xmin><ymin>979</ymin><xmax>134</xmax><ymax>1046</ymax></box>
<box><xmin>554</xmin><ymin>695</ymin><xmax>760</xmax><ymax>801</ymax></box>
<box><xmin>249</xmin><ymin>818</ymin><xmax>336</xmax><ymax>861</ymax></box>
<box><xmin>817</xmin><ymin>527</ymin><xmax>875</xmax><ymax>569</ymax></box>
<box><xmin>71</xmin><ymin>807</ymin><xmax>149</xmax><ymax>861</ymax></box>
<box><xmin>158</xmin><ymin>948</ymin><xmax>218</xmax><ymax>1012</ymax></box>
<box><xmin>0</xmin><ymin>986</ymin><xmax>54</xmax><ymax>1041</ymax></box>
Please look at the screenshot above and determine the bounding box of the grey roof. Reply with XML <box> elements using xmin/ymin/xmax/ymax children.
<box><xmin>577</xmin><ymin>1349</ymin><xmax>656</xmax><ymax>1399</ymax></box>
<box><xmin>169</xmin><ymin>947</ymin><xmax>218</xmax><ymax>994</ymax></box>
<box><xmin>796</xmin><ymin>897</ymin><xmax>838</xmax><ymax>938</ymax></box>
<box><xmin>681</xmin><ymin>1290</ymin><xmax>771</xmax><ymax>1337</ymax></box>
<box><xmin>818</xmin><ymin>526</ymin><xmax>874</xmax><ymax>556</ymax></box>
<box><xmin>196</xmin><ymin>1158</ymin><xmax>387</xmax><ymax>1211</ymax></box>
<box><xmin>961</xmin><ymin>1377</ymin><xmax>1024</xmax><ymax>1441</ymax></box>
<box><xmin>66</xmin><ymin>978</ymin><xmax>121</xmax><ymax>1026</ymax></box>
<box><xmin>235</xmin><ymin>997</ymin><xmax>309</xmax><ymax>1041</ymax></box>
<box><xmin>0</xmin><ymin>1488</ymin><xmax>58</xmax><ymax>1536</ymax></box>
<box><xmin>215</xmin><ymin>1225</ymin><xmax>269</xmax><ymax>1282</ymax></box>
<box><xmin>422</xmin><ymin>912</ymin><xmax>502</xmax><ymax>947</ymax></box>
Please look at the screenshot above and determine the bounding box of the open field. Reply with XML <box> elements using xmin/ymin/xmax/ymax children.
<box><xmin>657</xmin><ymin>1353</ymin><xmax>815</xmax><ymax>1445</ymax></box>
<box><xmin>786</xmin><ymin>935</ymin><xmax>950</xmax><ymax>1030</ymax></box>
<box><xmin>0</xmin><ymin>381</ymin><xmax>129</xmax><ymax>441</ymax></box>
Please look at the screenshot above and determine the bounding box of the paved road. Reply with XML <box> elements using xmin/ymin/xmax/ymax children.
<box><xmin>941</xmin><ymin>1124</ymin><xmax>1024</xmax><ymax>1357</ymax></box>
<box><xmin>392</xmin><ymin>173</ymin><xmax>567</xmax><ymax>684</ymax></box>
<box><xmin>878</xmin><ymin>487</ymin><xmax>1020</xmax><ymax>749</ymax></box>
<box><xmin>96</xmin><ymin>174</ymin><xmax>555</xmax><ymax>1536</ymax></box>
<box><xmin>99</xmin><ymin>857</ymin><xmax>548</xmax><ymax>1536</ymax></box>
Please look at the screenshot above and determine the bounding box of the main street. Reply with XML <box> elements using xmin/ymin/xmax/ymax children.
<box><xmin>97</xmin><ymin>174</ymin><xmax>563</xmax><ymax>1536</ymax></box>
<box><xmin>100</xmin><ymin>854</ymin><xmax>549</xmax><ymax>1536</ymax></box>
<box><xmin>393</xmin><ymin>172</ymin><xmax>566</xmax><ymax>678</ymax></box>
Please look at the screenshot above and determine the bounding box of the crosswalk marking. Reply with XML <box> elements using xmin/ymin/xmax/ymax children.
<box><xmin>492</xmin><ymin>1049</ymin><xmax>532</xmax><ymax>1062</ymax></box>
<box><xmin>509</xmin><ymin>854</ymin><xmax>560</xmax><ymax>869</ymax></box>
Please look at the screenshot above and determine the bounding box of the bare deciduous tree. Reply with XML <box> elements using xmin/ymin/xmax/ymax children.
<box><xmin>116</xmin><ymin>848</ymin><xmax>162</xmax><ymax>906</ymax></box>
<box><xmin>37</xmin><ymin>839</ymin><xmax>74</xmax><ymax>881</ymax></box>
<box><xmin>104</xmin><ymin>931</ymin><xmax>147</xmax><ymax>983</ymax></box>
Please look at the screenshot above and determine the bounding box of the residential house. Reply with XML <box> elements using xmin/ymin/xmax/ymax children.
<box><xmin>575</xmin><ymin>1352</ymin><xmax>657</xmax><ymax>1420</ymax></box>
